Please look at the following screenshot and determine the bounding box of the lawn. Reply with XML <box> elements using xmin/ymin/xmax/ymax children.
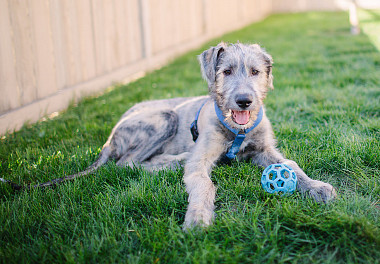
<box><xmin>1</xmin><ymin>11</ymin><xmax>379</xmax><ymax>263</ymax></box>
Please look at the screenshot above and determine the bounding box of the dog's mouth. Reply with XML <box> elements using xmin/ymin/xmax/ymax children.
<box><xmin>231</xmin><ymin>110</ymin><xmax>251</xmax><ymax>125</ymax></box>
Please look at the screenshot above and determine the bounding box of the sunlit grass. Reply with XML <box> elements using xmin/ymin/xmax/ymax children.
<box><xmin>360</xmin><ymin>9</ymin><xmax>380</xmax><ymax>50</ymax></box>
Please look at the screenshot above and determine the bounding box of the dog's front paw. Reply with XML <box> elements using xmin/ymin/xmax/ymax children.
<box><xmin>183</xmin><ymin>207</ymin><xmax>214</xmax><ymax>230</ymax></box>
<box><xmin>308</xmin><ymin>181</ymin><xmax>337</xmax><ymax>203</ymax></box>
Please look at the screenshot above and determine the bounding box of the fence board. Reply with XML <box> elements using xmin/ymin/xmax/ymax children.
<box><xmin>49</xmin><ymin>0</ymin><xmax>67</xmax><ymax>91</ymax></box>
<box><xmin>104</xmin><ymin>0</ymin><xmax>119</xmax><ymax>71</ymax></box>
<box><xmin>127</xmin><ymin>0</ymin><xmax>144</xmax><ymax>62</ymax></box>
<box><xmin>114</xmin><ymin>0</ymin><xmax>128</xmax><ymax>67</ymax></box>
<box><xmin>149</xmin><ymin>0</ymin><xmax>204</xmax><ymax>55</ymax></box>
<box><xmin>92</xmin><ymin>0</ymin><xmax>107</xmax><ymax>75</ymax></box>
<box><xmin>204</xmin><ymin>0</ymin><xmax>241</xmax><ymax>37</ymax></box>
<box><xmin>8</xmin><ymin>0</ymin><xmax>37</xmax><ymax>106</ymax></box>
<box><xmin>30</xmin><ymin>0</ymin><xmax>58</xmax><ymax>99</ymax></box>
<box><xmin>114</xmin><ymin>0</ymin><xmax>143</xmax><ymax>65</ymax></box>
<box><xmin>151</xmin><ymin>0</ymin><xmax>175</xmax><ymax>54</ymax></box>
<box><xmin>242</xmin><ymin>0</ymin><xmax>273</xmax><ymax>25</ymax></box>
<box><xmin>177</xmin><ymin>1</ymin><xmax>203</xmax><ymax>43</ymax></box>
<box><xmin>76</xmin><ymin>0</ymin><xmax>97</xmax><ymax>81</ymax></box>
<box><xmin>61</xmin><ymin>0</ymin><xmax>82</xmax><ymax>86</ymax></box>
<box><xmin>0</xmin><ymin>0</ymin><xmax>20</xmax><ymax>113</ymax></box>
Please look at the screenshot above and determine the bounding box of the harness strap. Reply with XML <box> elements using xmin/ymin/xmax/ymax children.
<box><xmin>190</xmin><ymin>100</ymin><xmax>208</xmax><ymax>141</ymax></box>
<box><xmin>190</xmin><ymin>101</ymin><xmax>264</xmax><ymax>160</ymax></box>
<box><xmin>225</xmin><ymin>133</ymin><xmax>246</xmax><ymax>159</ymax></box>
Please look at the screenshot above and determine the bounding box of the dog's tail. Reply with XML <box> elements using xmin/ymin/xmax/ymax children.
<box><xmin>0</xmin><ymin>146</ymin><xmax>112</xmax><ymax>191</ymax></box>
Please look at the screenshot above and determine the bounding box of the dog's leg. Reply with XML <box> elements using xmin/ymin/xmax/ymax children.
<box><xmin>252</xmin><ymin>147</ymin><xmax>337</xmax><ymax>203</ymax></box>
<box><xmin>281</xmin><ymin>159</ymin><xmax>337</xmax><ymax>203</ymax></box>
<box><xmin>183</xmin><ymin>134</ymin><xmax>226</xmax><ymax>229</ymax></box>
<box><xmin>141</xmin><ymin>152</ymin><xmax>191</xmax><ymax>171</ymax></box>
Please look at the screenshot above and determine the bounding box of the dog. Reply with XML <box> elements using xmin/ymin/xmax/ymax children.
<box><xmin>1</xmin><ymin>42</ymin><xmax>337</xmax><ymax>229</ymax></box>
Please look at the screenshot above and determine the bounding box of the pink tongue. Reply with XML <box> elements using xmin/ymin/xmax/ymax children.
<box><xmin>232</xmin><ymin>110</ymin><xmax>250</xmax><ymax>125</ymax></box>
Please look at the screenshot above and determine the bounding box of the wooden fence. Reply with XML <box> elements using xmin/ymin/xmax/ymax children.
<box><xmin>0</xmin><ymin>0</ymin><xmax>343</xmax><ymax>134</ymax></box>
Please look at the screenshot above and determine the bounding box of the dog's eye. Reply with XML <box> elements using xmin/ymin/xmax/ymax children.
<box><xmin>223</xmin><ymin>69</ymin><xmax>232</xmax><ymax>76</ymax></box>
<box><xmin>251</xmin><ymin>68</ymin><xmax>259</xmax><ymax>76</ymax></box>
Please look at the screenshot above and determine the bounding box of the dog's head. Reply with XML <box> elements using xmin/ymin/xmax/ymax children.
<box><xmin>199</xmin><ymin>42</ymin><xmax>273</xmax><ymax>130</ymax></box>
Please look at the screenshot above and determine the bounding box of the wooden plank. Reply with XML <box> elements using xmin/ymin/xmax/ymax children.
<box><xmin>124</xmin><ymin>0</ymin><xmax>143</xmax><ymax>63</ymax></box>
<box><xmin>149</xmin><ymin>0</ymin><xmax>176</xmax><ymax>54</ymax></box>
<box><xmin>8</xmin><ymin>0</ymin><xmax>37</xmax><ymax>106</ymax></box>
<box><xmin>61</xmin><ymin>0</ymin><xmax>82</xmax><ymax>86</ymax></box>
<box><xmin>30</xmin><ymin>0</ymin><xmax>58</xmax><ymax>99</ymax></box>
<box><xmin>204</xmin><ymin>0</ymin><xmax>240</xmax><ymax>37</ymax></box>
<box><xmin>114</xmin><ymin>0</ymin><xmax>128</xmax><ymax>66</ymax></box>
<box><xmin>148</xmin><ymin>0</ymin><xmax>203</xmax><ymax>55</ymax></box>
<box><xmin>49</xmin><ymin>0</ymin><xmax>67</xmax><ymax>90</ymax></box>
<box><xmin>104</xmin><ymin>0</ymin><xmax>118</xmax><ymax>71</ymax></box>
<box><xmin>76</xmin><ymin>0</ymin><xmax>96</xmax><ymax>81</ymax></box>
<box><xmin>91</xmin><ymin>0</ymin><xmax>107</xmax><ymax>75</ymax></box>
<box><xmin>177</xmin><ymin>0</ymin><xmax>203</xmax><ymax>43</ymax></box>
<box><xmin>0</xmin><ymin>0</ymin><xmax>20</xmax><ymax>113</ymax></box>
<box><xmin>114</xmin><ymin>0</ymin><xmax>143</xmax><ymax>65</ymax></box>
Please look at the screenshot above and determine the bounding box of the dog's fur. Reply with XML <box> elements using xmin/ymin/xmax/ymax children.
<box><xmin>1</xmin><ymin>42</ymin><xmax>337</xmax><ymax>228</ymax></box>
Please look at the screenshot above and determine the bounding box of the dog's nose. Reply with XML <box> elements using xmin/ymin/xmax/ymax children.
<box><xmin>235</xmin><ymin>94</ymin><xmax>253</xmax><ymax>109</ymax></box>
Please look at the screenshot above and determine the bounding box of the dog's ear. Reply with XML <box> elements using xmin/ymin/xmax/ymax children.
<box><xmin>263</xmin><ymin>51</ymin><xmax>274</xmax><ymax>90</ymax></box>
<box><xmin>266</xmin><ymin>66</ymin><xmax>274</xmax><ymax>90</ymax></box>
<box><xmin>251</xmin><ymin>44</ymin><xmax>274</xmax><ymax>89</ymax></box>
<box><xmin>198</xmin><ymin>42</ymin><xmax>226</xmax><ymax>86</ymax></box>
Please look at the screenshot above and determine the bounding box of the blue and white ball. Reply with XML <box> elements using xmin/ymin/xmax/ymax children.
<box><xmin>261</xmin><ymin>164</ymin><xmax>297</xmax><ymax>195</ymax></box>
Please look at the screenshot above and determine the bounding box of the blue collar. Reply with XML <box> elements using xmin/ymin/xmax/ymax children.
<box><xmin>214</xmin><ymin>102</ymin><xmax>263</xmax><ymax>160</ymax></box>
<box><xmin>214</xmin><ymin>102</ymin><xmax>263</xmax><ymax>135</ymax></box>
<box><xmin>190</xmin><ymin>100</ymin><xmax>264</xmax><ymax>161</ymax></box>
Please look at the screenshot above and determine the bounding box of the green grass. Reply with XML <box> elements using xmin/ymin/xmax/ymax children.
<box><xmin>1</xmin><ymin>11</ymin><xmax>380</xmax><ymax>263</ymax></box>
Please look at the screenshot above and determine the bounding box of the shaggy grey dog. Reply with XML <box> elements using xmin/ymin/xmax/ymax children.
<box><xmin>1</xmin><ymin>42</ymin><xmax>337</xmax><ymax>229</ymax></box>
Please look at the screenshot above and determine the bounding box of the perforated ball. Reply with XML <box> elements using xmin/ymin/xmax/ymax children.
<box><xmin>261</xmin><ymin>164</ymin><xmax>297</xmax><ymax>195</ymax></box>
